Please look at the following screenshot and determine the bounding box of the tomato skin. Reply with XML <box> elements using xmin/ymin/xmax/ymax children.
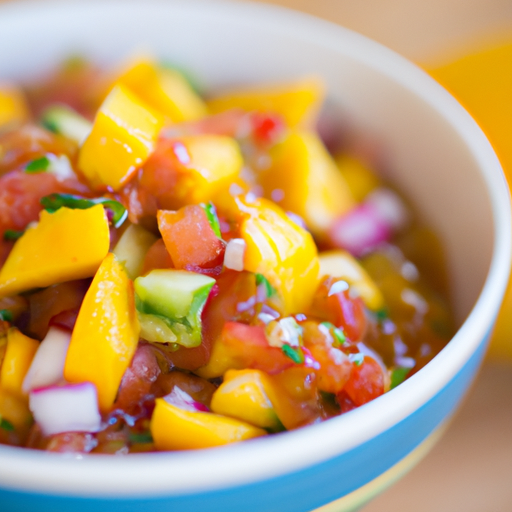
<box><xmin>158</xmin><ymin>205</ymin><xmax>225</xmax><ymax>274</ymax></box>
<box><xmin>309</xmin><ymin>276</ymin><xmax>367</xmax><ymax>342</ymax></box>
<box><xmin>342</xmin><ymin>356</ymin><xmax>385</xmax><ymax>406</ymax></box>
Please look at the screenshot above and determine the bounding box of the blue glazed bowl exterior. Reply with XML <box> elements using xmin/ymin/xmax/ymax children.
<box><xmin>0</xmin><ymin>1</ymin><xmax>509</xmax><ymax>511</ymax></box>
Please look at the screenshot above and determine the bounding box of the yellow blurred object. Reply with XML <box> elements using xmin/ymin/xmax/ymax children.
<box><xmin>0</xmin><ymin>83</ymin><xmax>29</xmax><ymax>131</ymax></box>
<box><xmin>78</xmin><ymin>85</ymin><xmax>165</xmax><ymax>191</ymax></box>
<box><xmin>318</xmin><ymin>249</ymin><xmax>385</xmax><ymax>311</ymax></box>
<box><xmin>0</xmin><ymin>328</ymin><xmax>38</xmax><ymax>398</ymax></box>
<box><xmin>0</xmin><ymin>206</ymin><xmax>110</xmax><ymax>299</ymax></box>
<box><xmin>258</xmin><ymin>131</ymin><xmax>355</xmax><ymax>238</ymax></box>
<box><xmin>150</xmin><ymin>398</ymin><xmax>267</xmax><ymax>450</ymax></box>
<box><xmin>207</xmin><ymin>77</ymin><xmax>325</xmax><ymax>128</ymax></box>
<box><xmin>335</xmin><ymin>153</ymin><xmax>381</xmax><ymax>202</ymax></box>
<box><xmin>240</xmin><ymin>197</ymin><xmax>320</xmax><ymax>314</ymax></box>
<box><xmin>210</xmin><ymin>369</ymin><xmax>282</xmax><ymax>430</ymax></box>
<box><xmin>0</xmin><ymin>386</ymin><xmax>32</xmax><ymax>429</ymax></box>
<box><xmin>115</xmin><ymin>60</ymin><xmax>208</xmax><ymax>122</ymax></box>
<box><xmin>64</xmin><ymin>253</ymin><xmax>140</xmax><ymax>412</ymax></box>
<box><xmin>428</xmin><ymin>40</ymin><xmax>512</xmax><ymax>361</ymax></box>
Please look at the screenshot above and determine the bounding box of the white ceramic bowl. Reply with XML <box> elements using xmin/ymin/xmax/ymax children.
<box><xmin>0</xmin><ymin>1</ymin><xmax>510</xmax><ymax>511</ymax></box>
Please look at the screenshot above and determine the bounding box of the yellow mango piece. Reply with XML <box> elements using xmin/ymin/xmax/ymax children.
<box><xmin>0</xmin><ymin>328</ymin><xmax>39</xmax><ymax>397</ymax></box>
<box><xmin>169</xmin><ymin>135</ymin><xmax>244</xmax><ymax>206</ymax></box>
<box><xmin>0</xmin><ymin>386</ymin><xmax>32</xmax><ymax>429</ymax></box>
<box><xmin>258</xmin><ymin>131</ymin><xmax>355</xmax><ymax>238</ymax></box>
<box><xmin>207</xmin><ymin>77</ymin><xmax>325</xmax><ymax>128</ymax></box>
<box><xmin>0</xmin><ymin>83</ymin><xmax>29</xmax><ymax>130</ymax></box>
<box><xmin>0</xmin><ymin>206</ymin><xmax>110</xmax><ymax>299</ymax></box>
<box><xmin>150</xmin><ymin>398</ymin><xmax>267</xmax><ymax>450</ymax></box>
<box><xmin>319</xmin><ymin>249</ymin><xmax>385</xmax><ymax>311</ymax></box>
<box><xmin>335</xmin><ymin>154</ymin><xmax>381</xmax><ymax>202</ymax></box>
<box><xmin>78</xmin><ymin>85</ymin><xmax>165</xmax><ymax>191</ymax></box>
<box><xmin>210</xmin><ymin>369</ymin><xmax>282</xmax><ymax>431</ymax></box>
<box><xmin>240</xmin><ymin>197</ymin><xmax>319</xmax><ymax>314</ymax></box>
<box><xmin>115</xmin><ymin>60</ymin><xmax>207</xmax><ymax>122</ymax></box>
<box><xmin>64</xmin><ymin>253</ymin><xmax>140</xmax><ymax>412</ymax></box>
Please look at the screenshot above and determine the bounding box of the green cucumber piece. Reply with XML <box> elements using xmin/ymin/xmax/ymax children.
<box><xmin>41</xmin><ymin>105</ymin><xmax>92</xmax><ymax>145</ymax></box>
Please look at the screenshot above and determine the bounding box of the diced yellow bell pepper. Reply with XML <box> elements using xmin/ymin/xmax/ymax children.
<box><xmin>240</xmin><ymin>197</ymin><xmax>319</xmax><ymax>314</ymax></box>
<box><xmin>78</xmin><ymin>85</ymin><xmax>165</xmax><ymax>191</ymax></box>
<box><xmin>150</xmin><ymin>398</ymin><xmax>267</xmax><ymax>450</ymax></box>
<box><xmin>0</xmin><ymin>83</ymin><xmax>29</xmax><ymax>130</ymax></box>
<box><xmin>115</xmin><ymin>60</ymin><xmax>208</xmax><ymax>122</ymax></box>
<box><xmin>207</xmin><ymin>76</ymin><xmax>325</xmax><ymax>128</ymax></box>
<box><xmin>258</xmin><ymin>131</ymin><xmax>355</xmax><ymax>238</ymax></box>
<box><xmin>164</xmin><ymin>135</ymin><xmax>244</xmax><ymax>206</ymax></box>
<box><xmin>335</xmin><ymin>154</ymin><xmax>381</xmax><ymax>202</ymax></box>
<box><xmin>0</xmin><ymin>206</ymin><xmax>110</xmax><ymax>299</ymax></box>
<box><xmin>0</xmin><ymin>386</ymin><xmax>32</xmax><ymax>429</ymax></box>
<box><xmin>318</xmin><ymin>249</ymin><xmax>385</xmax><ymax>311</ymax></box>
<box><xmin>64</xmin><ymin>253</ymin><xmax>140</xmax><ymax>412</ymax></box>
<box><xmin>210</xmin><ymin>369</ymin><xmax>282</xmax><ymax>431</ymax></box>
<box><xmin>0</xmin><ymin>328</ymin><xmax>39</xmax><ymax>398</ymax></box>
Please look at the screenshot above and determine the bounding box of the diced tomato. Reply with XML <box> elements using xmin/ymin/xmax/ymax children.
<box><xmin>116</xmin><ymin>180</ymin><xmax>159</xmax><ymax>228</ymax></box>
<box><xmin>158</xmin><ymin>205</ymin><xmax>225</xmax><ymax>274</ymax></box>
<box><xmin>342</xmin><ymin>355</ymin><xmax>385</xmax><ymax>406</ymax></box>
<box><xmin>141</xmin><ymin>239</ymin><xmax>174</xmax><ymax>276</ymax></box>
<box><xmin>249</xmin><ymin>112</ymin><xmax>285</xmax><ymax>146</ymax></box>
<box><xmin>309</xmin><ymin>276</ymin><xmax>367</xmax><ymax>342</ymax></box>
<box><xmin>302</xmin><ymin>321</ymin><xmax>352</xmax><ymax>394</ymax></box>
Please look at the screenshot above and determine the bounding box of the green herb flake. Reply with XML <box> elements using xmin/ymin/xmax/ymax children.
<box><xmin>129</xmin><ymin>431</ymin><xmax>153</xmax><ymax>444</ymax></box>
<box><xmin>282</xmin><ymin>344</ymin><xmax>304</xmax><ymax>365</ymax></box>
<box><xmin>0</xmin><ymin>417</ymin><xmax>15</xmax><ymax>432</ymax></box>
<box><xmin>25</xmin><ymin>156</ymin><xmax>50</xmax><ymax>174</ymax></box>
<box><xmin>390</xmin><ymin>367</ymin><xmax>410</xmax><ymax>390</ymax></box>
<box><xmin>376</xmin><ymin>308</ymin><xmax>389</xmax><ymax>322</ymax></box>
<box><xmin>0</xmin><ymin>310</ymin><xmax>13</xmax><ymax>322</ymax></box>
<box><xmin>3</xmin><ymin>229</ymin><xmax>25</xmax><ymax>241</ymax></box>
<box><xmin>40</xmin><ymin>193</ymin><xmax>128</xmax><ymax>228</ymax></box>
<box><xmin>348</xmin><ymin>353</ymin><xmax>365</xmax><ymax>366</ymax></box>
<box><xmin>201</xmin><ymin>202</ymin><xmax>222</xmax><ymax>238</ymax></box>
<box><xmin>256</xmin><ymin>273</ymin><xmax>276</xmax><ymax>298</ymax></box>
<box><xmin>320</xmin><ymin>321</ymin><xmax>347</xmax><ymax>346</ymax></box>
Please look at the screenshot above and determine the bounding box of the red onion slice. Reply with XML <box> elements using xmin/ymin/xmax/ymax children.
<box><xmin>164</xmin><ymin>386</ymin><xmax>209</xmax><ymax>413</ymax></box>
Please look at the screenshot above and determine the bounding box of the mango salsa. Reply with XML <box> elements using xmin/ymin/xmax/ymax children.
<box><xmin>0</xmin><ymin>84</ymin><xmax>29</xmax><ymax>131</ymax></box>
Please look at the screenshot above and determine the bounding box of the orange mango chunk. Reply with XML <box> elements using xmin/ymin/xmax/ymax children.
<box><xmin>0</xmin><ymin>328</ymin><xmax>39</xmax><ymax>397</ymax></box>
<box><xmin>150</xmin><ymin>398</ymin><xmax>267</xmax><ymax>450</ymax></box>
<box><xmin>115</xmin><ymin>60</ymin><xmax>207</xmax><ymax>122</ymax></box>
<box><xmin>210</xmin><ymin>369</ymin><xmax>282</xmax><ymax>431</ymax></box>
<box><xmin>258</xmin><ymin>131</ymin><xmax>355</xmax><ymax>238</ymax></box>
<box><xmin>0</xmin><ymin>386</ymin><xmax>32</xmax><ymax>430</ymax></box>
<box><xmin>319</xmin><ymin>249</ymin><xmax>385</xmax><ymax>311</ymax></box>
<box><xmin>240</xmin><ymin>197</ymin><xmax>319</xmax><ymax>314</ymax></box>
<box><xmin>207</xmin><ymin>77</ymin><xmax>325</xmax><ymax>128</ymax></box>
<box><xmin>64</xmin><ymin>253</ymin><xmax>140</xmax><ymax>412</ymax></box>
<box><xmin>0</xmin><ymin>83</ymin><xmax>29</xmax><ymax>130</ymax></box>
<box><xmin>0</xmin><ymin>206</ymin><xmax>110</xmax><ymax>298</ymax></box>
<box><xmin>78</xmin><ymin>84</ymin><xmax>165</xmax><ymax>191</ymax></box>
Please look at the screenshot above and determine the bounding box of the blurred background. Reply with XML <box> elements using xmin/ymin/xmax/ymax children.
<box><xmin>2</xmin><ymin>0</ymin><xmax>512</xmax><ymax>510</ymax></box>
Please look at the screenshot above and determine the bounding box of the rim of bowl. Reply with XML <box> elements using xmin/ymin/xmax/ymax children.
<box><xmin>0</xmin><ymin>0</ymin><xmax>510</xmax><ymax>497</ymax></box>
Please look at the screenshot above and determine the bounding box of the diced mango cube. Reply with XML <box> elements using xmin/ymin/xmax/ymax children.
<box><xmin>115</xmin><ymin>60</ymin><xmax>208</xmax><ymax>122</ymax></box>
<box><xmin>319</xmin><ymin>249</ymin><xmax>385</xmax><ymax>311</ymax></box>
<box><xmin>64</xmin><ymin>253</ymin><xmax>140</xmax><ymax>412</ymax></box>
<box><xmin>210</xmin><ymin>369</ymin><xmax>282</xmax><ymax>431</ymax></box>
<box><xmin>0</xmin><ymin>386</ymin><xmax>32</xmax><ymax>429</ymax></box>
<box><xmin>0</xmin><ymin>328</ymin><xmax>39</xmax><ymax>397</ymax></box>
<box><xmin>78</xmin><ymin>85</ymin><xmax>165</xmax><ymax>191</ymax></box>
<box><xmin>258</xmin><ymin>131</ymin><xmax>356</xmax><ymax>237</ymax></box>
<box><xmin>150</xmin><ymin>398</ymin><xmax>267</xmax><ymax>450</ymax></box>
<box><xmin>240</xmin><ymin>198</ymin><xmax>319</xmax><ymax>314</ymax></box>
<box><xmin>0</xmin><ymin>84</ymin><xmax>29</xmax><ymax>130</ymax></box>
<box><xmin>0</xmin><ymin>206</ymin><xmax>110</xmax><ymax>298</ymax></box>
<box><xmin>207</xmin><ymin>77</ymin><xmax>325</xmax><ymax>128</ymax></box>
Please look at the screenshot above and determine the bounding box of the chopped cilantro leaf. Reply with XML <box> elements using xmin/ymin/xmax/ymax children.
<box><xmin>25</xmin><ymin>156</ymin><xmax>50</xmax><ymax>173</ymax></box>
<box><xmin>129</xmin><ymin>431</ymin><xmax>153</xmax><ymax>444</ymax></box>
<box><xmin>390</xmin><ymin>367</ymin><xmax>410</xmax><ymax>389</ymax></box>
<box><xmin>0</xmin><ymin>417</ymin><xmax>15</xmax><ymax>432</ymax></box>
<box><xmin>282</xmin><ymin>344</ymin><xmax>304</xmax><ymax>364</ymax></box>
<box><xmin>3</xmin><ymin>229</ymin><xmax>24</xmax><ymax>241</ymax></box>
<box><xmin>348</xmin><ymin>353</ymin><xmax>365</xmax><ymax>366</ymax></box>
<box><xmin>256</xmin><ymin>273</ymin><xmax>276</xmax><ymax>298</ymax></box>
<box><xmin>320</xmin><ymin>321</ymin><xmax>347</xmax><ymax>346</ymax></box>
<box><xmin>201</xmin><ymin>202</ymin><xmax>222</xmax><ymax>238</ymax></box>
<box><xmin>0</xmin><ymin>310</ymin><xmax>13</xmax><ymax>322</ymax></box>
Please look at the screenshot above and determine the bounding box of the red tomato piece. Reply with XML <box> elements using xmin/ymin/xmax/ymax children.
<box><xmin>249</xmin><ymin>112</ymin><xmax>285</xmax><ymax>146</ymax></box>
<box><xmin>45</xmin><ymin>432</ymin><xmax>97</xmax><ymax>453</ymax></box>
<box><xmin>158</xmin><ymin>205</ymin><xmax>225</xmax><ymax>274</ymax></box>
<box><xmin>141</xmin><ymin>239</ymin><xmax>174</xmax><ymax>276</ymax></box>
<box><xmin>342</xmin><ymin>355</ymin><xmax>385</xmax><ymax>406</ymax></box>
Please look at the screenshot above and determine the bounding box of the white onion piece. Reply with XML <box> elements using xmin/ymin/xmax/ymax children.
<box><xmin>47</xmin><ymin>154</ymin><xmax>77</xmax><ymax>181</ymax></box>
<box><xmin>29</xmin><ymin>382</ymin><xmax>102</xmax><ymax>436</ymax></box>
<box><xmin>164</xmin><ymin>386</ymin><xmax>209</xmax><ymax>413</ymax></box>
<box><xmin>22</xmin><ymin>327</ymin><xmax>71</xmax><ymax>394</ymax></box>
<box><xmin>224</xmin><ymin>238</ymin><xmax>246</xmax><ymax>271</ymax></box>
<box><xmin>365</xmin><ymin>188</ymin><xmax>409</xmax><ymax>231</ymax></box>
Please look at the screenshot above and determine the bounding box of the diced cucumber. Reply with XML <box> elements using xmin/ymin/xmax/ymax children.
<box><xmin>113</xmin><ymin>224</ymin><xmax>158</xmax><ymax>280</ymax></box>
<box><xmin>41</xmin><ymin>105</ymin><xmax>92</xmax><ymax>145</ymax></box>
<box><xmin>134</xmin><ymin>269</ymin><xmax>215</xmax><ymax>348</ymax></box>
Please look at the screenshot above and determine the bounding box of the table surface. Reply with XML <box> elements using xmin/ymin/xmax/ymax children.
<box><xmin>2</xmin><ymin>0</ymin><xmax>512</xmax><ymax>510</ymax></box>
